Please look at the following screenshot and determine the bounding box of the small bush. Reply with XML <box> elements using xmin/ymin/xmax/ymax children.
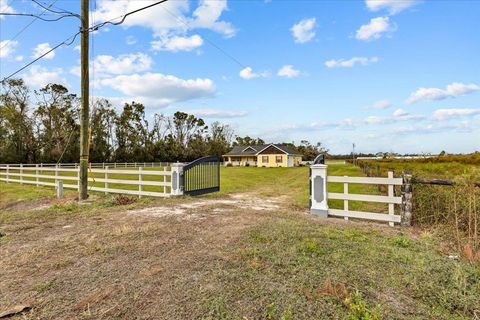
<box><xmin>226</xmin><ymin>163</ymin><xmax>233</xmax><ymax>167</ymax></box>
<box><xmin>111</xmin><ymin>194</ymin><xmax>138</xmax><ymax>206</ymax></box>
<box><xmin>344</xmin><ymin>291</ymin><xmax>381</xmax><ymax>320</ymax></box>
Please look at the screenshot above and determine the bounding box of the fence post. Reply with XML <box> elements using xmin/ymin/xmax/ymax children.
<box><xmin>6</xmin><ymin>164</ymin><xmax>9</xmax><ymax>183</ymax></box>
<box><xmin>20</xmin><ymin>163</ymin><xmax>23</xmax><ymax>184</ymax></box>
<box><xmin>77</xmin><ymin>166</ymin><xmax>80</xmax><ymax>192</ymax></box>
<box><xmin>102</xmin><ymin>162</ymin><xmax>105</xmax><ymax>169</ymax></box>
<box><xmin>163</xmin><ymin>166</ymin><xmax>167</xmax><ymax>194</ymax></box>
<box><xmin>55</xmin><ymin>164</ymin><xmax>59</xmax><ymax>186</ymax></box>
<box><xmin>56</xmin><ymin>180</ymin><xmax>64</xmax><ymax>198</ymax></box>
<box><xmin>310</xmin><ymin>164</ymin><xmax>329</xmax><ymax>218</ymax></box>
<box><xmin>35</xmin><ymin>164</ymin><xmax>39</xmax><ymax>186</ymax></box>
<box><xmin>104</xmin><ymin>166</ymin><xmax>109</xmax><ymax>195</ymax></box>
<box><xmin>401</xmin><ymin>173</ymin><xmax>413</xmax><ymax>226</ymax></box>
<box><xmin>138</xmin><ymin>167</ymin><xmax>143</xmax><ymax>198</ymax></box>
<box><xmin>343</xmin><ymin>175</ymin><xmax>348</xmax><ymax>221</ymax></box>
<box><xmin>388</xmin><ymin>171</ymin><xmax>395</xmax><ymax>227</ymax></box>
<box><xmin>170</xmin><ymin>163</ymin><xmax>185</xmax><ymax>196</ymax></box>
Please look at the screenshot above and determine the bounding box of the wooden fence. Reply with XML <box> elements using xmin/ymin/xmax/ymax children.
<box><xmin>0</xmin><ymin>164</ymin><xmax>173</xmax><ymax>197</ymax></box>
<box><xmin>310</xmin><ymin>164</ymin><xmax>412</xmax><ymax>226</ymax></box>
<box><xmin>327</xmin><ymin>172</ymin><xmax>404</xmax><ymax>226</ymax></box>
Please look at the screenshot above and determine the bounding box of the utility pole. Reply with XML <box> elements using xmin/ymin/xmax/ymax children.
<box><xmin>352</xmin><ymin>143</ymin><xmax>356</xmax><ymax>165</ymax></box>
<box><xmin>79</xmin><ymin>0</ymin><xmax>89</xmax><ymax>200</ymax></box>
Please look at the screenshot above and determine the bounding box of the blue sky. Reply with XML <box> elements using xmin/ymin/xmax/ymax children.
<box><xmin>1</xmin><ymin>0</ymin><xmax>479</xmax><ymax>154</ymax></box>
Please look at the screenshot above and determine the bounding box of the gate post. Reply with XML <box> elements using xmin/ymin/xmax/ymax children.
<box><xmin>170</xmin><ymin>163</ymin><xmax>185</xmax><ymax>196</ymax></box>
<box><xmin>401</xmin><ymin>173</ymin><xmax>413</xmax><ymax>226</ymax></box>
<box><xmin>310</xmin><ymin>164</ymin><xmax>329</xmax><ymax>218</ymax></box>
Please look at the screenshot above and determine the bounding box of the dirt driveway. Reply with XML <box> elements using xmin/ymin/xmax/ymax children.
<box><xmin>0</xmin><ymin>193</ymin><xmax>290</xmax><ymax>319</ymax></box>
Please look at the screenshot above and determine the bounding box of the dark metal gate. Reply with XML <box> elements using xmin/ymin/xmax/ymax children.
<box><xmin>183</xmin><ymin>156</ymin><xmax>220</xmax><ymax>196</ymax></box>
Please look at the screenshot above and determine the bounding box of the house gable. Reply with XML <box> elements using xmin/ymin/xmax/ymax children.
<box><xmin>242</xmin><ymin>146</ymin><xmax>257</xmax><ymax>153</ymax></box>
<box><xmin>257</xmin><ymin>144</ymin><xmax>288</xmax><ymax>155</ymax></box>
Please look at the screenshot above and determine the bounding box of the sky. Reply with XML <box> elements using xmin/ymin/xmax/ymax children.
<box><xmin>1</xmin><ymin>0</ymin><xmax>479</xmax><ymax>154</ymax></box>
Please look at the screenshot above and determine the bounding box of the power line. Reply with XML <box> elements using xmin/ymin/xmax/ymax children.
<box><xmin>1</xmin><ymin>0</ymin><xmax>172</xmax><ymax>82</ymax></box>
<box><xmin>1</xmin><ymin>31</ymin><xmax>80</xmax><ymax>82</ymax></box>
<box><xmin>89</xmin><ymin>0</ymin><xmax>169</xmax><ymax>31</ymax></box>
<box><xmin>31</xmin><ymin>0</ymin><xmax>80</xmax><ymax>18</ymax></box>
<box><xmin>0</xmin><ymin>12</ymin><xmax>79</xmax><ymax>22</ymax></box>
<box><xmin>0</xmin><ymin>0</ymin><xmax>60</xmax><ymax>51</ymax></box>
<box><xmin>160</xmin><ymin>5</ymin><xmax>247</xmax><ymax>69</ymax></box>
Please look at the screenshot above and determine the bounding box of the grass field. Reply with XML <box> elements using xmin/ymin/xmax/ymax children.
<box><xmin>1</xmin><ymin>164</ymin><xmax>479</xmax><ymax>319</ymax></box>
<box><xmin>354</xmin><ymin>155</ymin><xmax>480</xmax><ymax>259</ymax></box>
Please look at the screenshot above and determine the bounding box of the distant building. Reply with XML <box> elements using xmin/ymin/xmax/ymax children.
<box><xmin>223</xmin><ymin>143</ymin><xmax>302</xmax><ymax>167</ymax></box>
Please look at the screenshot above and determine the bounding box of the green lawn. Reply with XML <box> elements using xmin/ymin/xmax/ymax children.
<box><xmin>1</xmin><ymin>164</ymin><xmax>479</xmax><ymax>319</ymax></box>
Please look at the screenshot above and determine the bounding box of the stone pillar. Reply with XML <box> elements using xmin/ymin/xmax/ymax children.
<box><xmin>170</xmin><ymin>163</ymin><xmax>185</xmax><ymax>196</ymax></box>
<box><xmin>310</xmin><ymin>164</ymin><xmax>329</xmax><ymax>218</ymax></box>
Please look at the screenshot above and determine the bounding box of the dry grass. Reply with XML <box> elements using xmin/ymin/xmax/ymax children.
<box><xmin>1</xmin><ymin>164</ymin><xmax>480</xmax><ymax>319</ymax></box>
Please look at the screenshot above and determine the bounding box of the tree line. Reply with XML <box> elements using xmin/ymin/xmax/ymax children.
<box><xmin>0</xmin><ymin>79</ymin><xmax>326</xmax><ymax>164</ymax></box>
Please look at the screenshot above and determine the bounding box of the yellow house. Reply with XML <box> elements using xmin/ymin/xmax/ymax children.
<box><xmin>223</xmin><ymin>144</ymin><xmax>302</xmax><ymax>167</ymax></box>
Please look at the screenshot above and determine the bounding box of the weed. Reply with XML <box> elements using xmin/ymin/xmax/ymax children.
<box><xmin>391</xmin><ymin>234</ymin><xmax>412</xmax><ymax>248</ymax></box>
<box><xmin>33</xmin><ymin>280</ymin><xmax>57</xmax><ymax>292</ymax></box>
<box><xmin>111</xmin><ymin>194</ymin><xmax>138</xmax><ymax>206</ymax></box>
<box><xmin>344</xmin><ymin>291</ymin><xmax>381</xmax><ymax>320</ymax></box>
<box><xmin>263</xmin><ymin>302</ymin><xmax>277</xmax><ymax>320</ymax></box>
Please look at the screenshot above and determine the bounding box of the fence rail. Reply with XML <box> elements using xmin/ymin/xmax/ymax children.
<box><xmin>0</xmin><ymin>158</ymin><xmax>221</xmax><ymax>198</ymax></box>
<box><xmin>311</xmin><ymin>165</ymin><xmax>410</xmax><ymax>227</ymax></box>
<box><xmin>0</xmin><ymin>164</ymin><xmax>172</xmax><ymax>198</ymax></box>
<box><xmin>0</xmin><ymin>162</ymin><xmax>172</xmax><ymax>169</ymax></box>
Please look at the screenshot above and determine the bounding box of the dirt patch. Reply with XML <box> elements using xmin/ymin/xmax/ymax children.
<box><xmin>128</xmin><ymin>193</ymin><xmax>284</xmax><ymax>219</ymax></box>
<box><xmin>0</xmin><ymin>194</ymin><xmax>268</xmax><ymax>319</ymax></box>
<box><xmin>0</xmin><ymin>195</ymin><xmax>77</xmax><ymax>212</ymax></box>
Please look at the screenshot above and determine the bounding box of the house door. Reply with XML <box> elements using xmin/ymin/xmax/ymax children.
<box><xmin>288</xmin><ymin>156</ymin><xmax>294</xmax><ymax>167</ymax></box>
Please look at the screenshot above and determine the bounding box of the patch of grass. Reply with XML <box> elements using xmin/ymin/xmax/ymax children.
<box><xmin>193</xmin><ymin>214</ymin><xmax>480</xmax><ymax>319</ymax></box>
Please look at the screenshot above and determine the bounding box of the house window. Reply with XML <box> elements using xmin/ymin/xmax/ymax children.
<box><xmin>276</xmin><ymin>155</ymin><xmax>283</xmax><ymax>163</ymax></box>
<box><xmin>262</xmin><ymin>156</ymin><xmax>269</xmax><ymax>163</ymax></box>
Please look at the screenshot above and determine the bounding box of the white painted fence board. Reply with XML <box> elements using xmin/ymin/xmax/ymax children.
<box><xmin>0</xmin><ymin>172</ymin><xmax>78</xmax><ymax>180</ymax></box>
<box><xmin>88</xmin><ymin>169</ymin><xmax>171</xmax><ymax>175</ymax></box>
<box><xmin>328</xmin><ymin>209</ymin><xmax>401</xmax><ymax>223</ymax></box>
<box><xmin>89</xmin><ymin>186</ymin><xmax>169</xmax><ymax>197</ymax></box>
<box><xmin>327</xmin><ymin>176</ymin><xmax>402</xmax><ymax>185</ymax></box>
<box><xmin>88</xmin><ymin>178</ymin><xmax>170</xmax><ymax>187</ymax></box>
<box><xmin>328</xmin><ymin>192</ymin><xmax>402</xmax><ymax>204</ymax></box>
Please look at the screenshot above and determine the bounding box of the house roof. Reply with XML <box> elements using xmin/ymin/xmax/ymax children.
<box><xmin>223</xmin><ymin>144</ymin><xmax>302</xmax><ymax>156</ymax></box>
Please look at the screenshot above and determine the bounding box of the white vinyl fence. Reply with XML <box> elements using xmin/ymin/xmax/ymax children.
<box><xmin>0</xmin><ymin>163</ymin><xmax>185</xmax><ymax>197</ymax></box>
<box><xmin>310</xmin><ymin>164</ymin><xmax>412</xmax><ymax>226</ymax></box>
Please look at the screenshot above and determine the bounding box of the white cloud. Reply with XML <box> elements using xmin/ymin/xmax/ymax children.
<box><xmin>97</xmin><ymin>72</ymin><xmax>215</xmax><ymax>107</ymax></box>
<box><xmin>0</xmin><ymin>0</ymin><xmax>15</xmax><ymax>19</ymax></box>
<box><xmin>151</xmin><ymin>34</ymin><xmax>203</xmax><ymax>52</ymax></box>
<box><xmin>94</xmin><ymin>0</ymin><xmax>235</xmax><ymax>51</ymax></box>
<box><xmin>372</xmin><ymin>99</ymin><xmax>392</xmax><ymax>109</ymax></box>
<box><xmin>0</xmin><ymin>40</ymin><xmax>18</xmax><ymax>58</ymax></box>
<box><xmin>291</xmin><ymin>18</ymin><xmax>316</xmax><ymax>43</ymax></box>
<box><xmin>126</xmin><ymin>36</ymin><xmax>137</xmax><ymax>45</ymax></box>
<box><xmin>32</xmin><ymin>43</ymin><xmax>55</xmax><ymax>59</ymax></box>
<box><xmin>356</xmin><ymin>16</ymin><xmax>394</xmax><ymax>41</ymax></box>
<box><xmin>365</xmin><ymin>0</ymin><xmax>419</xmax><ymax>15</ymax></box>
<box><xmin>22</xmin><ymin>66</ymin><xmax>68</xmax><ymax>89</ymax></box>
<box><xmin>365</xmin><ymin>109</ymin><xmax>424</xmax><ymax>124</ymax></box>
<box><xmin>94</xmin><ymin>53</ymin><xmax>153</xmax><ymax>76</ymax></box>
<box><xmin>277</xmin><ymin>65</ymin><xmax>301</xmax><ymax>78</ymax></box>
<box><xmin>432</xmin><ymin>108</ymin><xmax>480</xmax><ymax>120</ymax></box>
<box><xmin>189</xmin><ymin>0</ymin><xmax>235</xmax><ymax>38</ymax></box>
<box><xmin>181</xmin><ymin>108</ymin><xmax>248</xmax><ymax>118</ymax></box>
<box><xmin>15</xmin><ymin>55</ymin><xmax>24</xmax><ymax>62</ymax></box>
<box><xmin>325</xmin><ymin>56</ymin><xmax>379</xmax><ymax>68</ymax></box>
<box><xmin>239</xmin><ymin>67</ymin><xmax>269</xmax><ymax>80</ymax></box>
<box><xmin>406</xmin><ymin>82</ymin><xmax>480</xmax><ymax>104</ymax></box>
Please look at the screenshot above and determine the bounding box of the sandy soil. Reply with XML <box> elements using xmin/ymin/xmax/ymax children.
<box><xmin>0</xmin><ymin>193</ymin><xmax>289</xmax><ymax>319</ymax></box>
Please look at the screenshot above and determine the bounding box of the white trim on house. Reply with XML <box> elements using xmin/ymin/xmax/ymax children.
<box><xmin>254</xmin><ymin>143</ymin><xmax>288</xmax><ymax>155</ymax></box>
<box><xmin>242</xmin><ymin>146</ymin><xmax>257</xmax><ymax>153</ymax></box>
